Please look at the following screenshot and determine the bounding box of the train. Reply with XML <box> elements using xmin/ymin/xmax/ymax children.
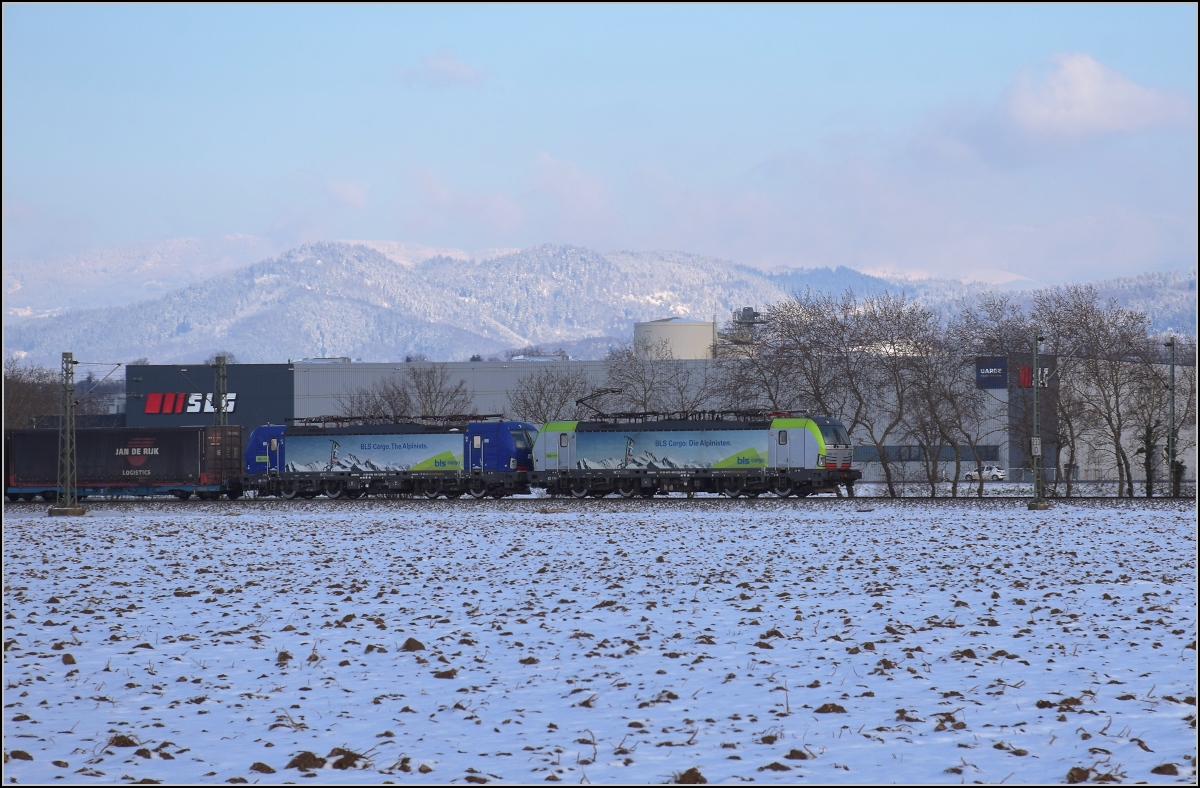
<box><xmin>5</xmin><ymin>413</ymin><xmax>860</xmax><ymax>502</ymax></box>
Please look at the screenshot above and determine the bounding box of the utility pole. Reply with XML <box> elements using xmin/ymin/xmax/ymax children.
<box><xmin>1028</xmin><ymin>331</ymin><xmax>1049</xmax><ymax>510</ymax></box>
<box><xmin>49</xmin><ymin>352</ymin><xmax>85</xmax><ymax>516</ymax></box>
<box><xmin>1165</xmin><ymin>337</ymin><xmax>1177</xmax><ymax>497</ymax></box>
<box><xmin>214</xmin><ymin>355</ymin><xmax>228</xmax><ymax>427</ymax></box>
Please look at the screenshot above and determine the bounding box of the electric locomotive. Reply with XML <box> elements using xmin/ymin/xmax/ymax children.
<box><xmin>531</xmin><ymin>413</ymin><xmax>857</xmax><ymax>498</ymax></box>
<box><xmin>242</xmin><ymin>417</ymin><xmax>538</xmax><ymax>499</ymax></box>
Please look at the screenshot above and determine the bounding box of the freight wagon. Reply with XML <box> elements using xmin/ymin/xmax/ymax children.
<box><xmin>4</xmin><ymin>426</ymin><xmax>243</xmax><ymax>501</ymax></box>
<box><xmin>530</xmin><ymin>414</ymin><xmax>858</xmax><ymax>497</ymax></box>
<box><xmin>241</xmin><ymin>418</ymin><xmax>538</xmax><ymax>499</ymax></box>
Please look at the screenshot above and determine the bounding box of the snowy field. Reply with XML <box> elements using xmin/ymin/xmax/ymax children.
<box><xmin>3</xmin><ymin>499</ymin><xmax>1196</xmax><ymax>785</ymax></box>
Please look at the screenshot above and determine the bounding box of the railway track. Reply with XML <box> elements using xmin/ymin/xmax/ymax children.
<box><xmin>4</xmin><ymin>494</ymin><xmax>1194</xmax><ymax>511</ymax></box>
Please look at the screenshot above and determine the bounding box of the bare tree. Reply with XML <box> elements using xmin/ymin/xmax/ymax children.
<box><xmin>605</xmin><ymin>338</ymin><xmax>671</xmax><ymax>414</ymax></box>
<box><xmin>946</xmin><ymin>295</ymin><xmax>1030</xmax><ymax>496</ymax></box>
<box><xmin>1166</xmin><ymin>337</ymin><xmax>1199</xmax><ymax>496</ymax></box>
<box><xmin>505</xmin><ymin>345</ymin><xmax>566</xmax><ymax>359</ymax></box>
<box><xmin>203</xmin><ymin>351</ymin><xmax>240</xmax><ymax>365</ymax></box>
<box><xmin>659</xmin><ymin>360</ymin><xmax>718</xmax><ymax>414</ymax></box>
<box><xmin>407</xmin><ymin>363</ymin><xmax>472</xmax><ymax>417</ymax></box>
<box><xmin>4</xmin><ymin>358</ymin><xmax>58</xmax><ymax>430</ymax></box>
<box><xmin>508</xmin><ymin>365</ymin><xmax>593</xmax><ymax>423</ymax></box>
<box><xmin>1034</xmin><ymin>285</ymin><xmax>1154</xmax><ymax>497</ymax></box>
<box><xmin>712</xmin><ymin>303</ymin><xmax>813</xmax><ymax>413</ymax></box>
<box><xmin>337</xmin><ymin>374</ymin><xmax>413</xmax><ymax>419</ymax></box>
<box><xmin>765</xmin><ymin>291</ymin><xmax>846</xmax><ymax>417</ymax></box>
<box><xmin>337</xmin><ymin>363</ymin><xmax>471</xmax><ymax>420</ymax></box>
<box><xmin>809</xmin><ymin>291</ymin><xmax>937</xmax><ymax>498</ymax></box>
<box><xmin>1126</xmin><ymin>335</ymin><xmax>1198</xmax><ymax>496</ymax></box>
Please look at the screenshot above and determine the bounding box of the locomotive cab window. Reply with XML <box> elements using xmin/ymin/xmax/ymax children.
<box><xmin>509</xmin><ymin>429</ymin><xmax>529</xmax><ymax>450</ymax></box>
<box><xmin>559</xmin><ymin>433</ymin><xmax>569</xmax><ymax>448</ymax></box>
<box><xmin>472</xmin><ymin>435</ymin><xmax>482</xmax><ymax>449</ymax></box>
<box><xmin>269</xmin><ymin>438</ymin><xmax>278</xmax><ymax>451</ymax></box>
<box><xmin>778</xmin><ymin>430</ymin><xmax>787</xmax><ymax>445</ymax></box>
<box><xmin>820</xmin><ymin>423</ymin><xmax>851</xmax><ymax>446</ymax></box>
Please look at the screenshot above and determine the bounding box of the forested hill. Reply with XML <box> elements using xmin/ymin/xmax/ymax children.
<box><xmin>3</xmin><ymin>241</ymin><xmax>1194</xmax><ymax>366</ymax></box>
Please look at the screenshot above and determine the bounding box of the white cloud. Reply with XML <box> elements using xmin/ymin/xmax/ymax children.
<box><xmin>328</xmin><ymin>180</ymin><xmax>368</xmax><ymax>210</ymax></box>
<box><xmin>532</xmin><ymin>153</ymin><xmax>613</xmax><ymax>240</ymax></box>
<box><xmin>395</xmin><ymin>50</ymin><xmax>484</xmax><ymax>87</ymax></box>
<box><xmin>404</xmin><ymin>169</ymin><xmax>525</xmax><ymax>240</ymax></box>
<box><xmin>1007</xmin><ymin>53</ymin><xmax>1191</xmax><ymax>138</ymax></box>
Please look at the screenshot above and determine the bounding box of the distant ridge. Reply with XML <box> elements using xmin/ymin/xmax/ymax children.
<box><xmin>3</xmin><ymin>241</ymin><xmax>1194</xmax><ymax>366</ymax></box>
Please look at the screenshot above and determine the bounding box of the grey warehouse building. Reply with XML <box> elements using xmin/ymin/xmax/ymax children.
<box><xmin>125</xmin><ymin>354</ymin><xmax>1159</xmax><ymax>486</ymax></box>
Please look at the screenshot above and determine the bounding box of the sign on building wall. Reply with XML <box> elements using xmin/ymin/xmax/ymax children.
<box><xmin>975</xmin><ymin>357</ymin><xmax>1008</xmax><ymax>389</ymax></box>
<box><xmin>126</xmin><ymin>364</ymin><xmax>293</xmax><ymax>429</ymax></box>
<box><xmin>1017</xmin><ymin>366</ymin><xmax>1051</xmax><ymax>388</ymax></box>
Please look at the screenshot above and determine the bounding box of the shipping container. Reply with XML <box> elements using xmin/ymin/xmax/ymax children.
<box><xmin>5</xmin><ymin>426</ymin><xmax>243</xmax><ymax>501</ymax></box>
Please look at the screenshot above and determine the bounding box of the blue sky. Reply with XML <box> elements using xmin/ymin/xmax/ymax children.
<box><xmin>3</xmin><ymin>4</ymin><xmax>1196</xmax><ymax>284</ymax></box>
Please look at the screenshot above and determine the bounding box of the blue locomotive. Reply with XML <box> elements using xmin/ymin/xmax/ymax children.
<box><xmin>241</xmin><ymin>418</ymin><xmax>537</xmax><ymax>499</ymax></box>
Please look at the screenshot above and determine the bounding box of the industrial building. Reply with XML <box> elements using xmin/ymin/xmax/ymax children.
<box><xmin>121</xmin><ymin>351</ymin><xmax>1194</xmax><ymax>488</ymax></box>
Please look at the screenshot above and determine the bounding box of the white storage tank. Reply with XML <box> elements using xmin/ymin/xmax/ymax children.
<box><xmin>633</xmin><ymin>317</ymin><xmax>717</xmax><ymax>359</ymax></box>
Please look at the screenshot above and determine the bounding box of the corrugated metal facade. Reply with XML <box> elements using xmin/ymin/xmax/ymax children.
<box><xmin>292</xmin><ymin>360</ymin><xmax>611</xmax><ymax>419</ymax></box>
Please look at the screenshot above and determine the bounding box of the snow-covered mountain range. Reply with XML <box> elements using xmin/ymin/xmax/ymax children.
<box><xmin>3</xmin><ymin>240</ymin><xmax>1195</xmax><ymax>366</ymax></box>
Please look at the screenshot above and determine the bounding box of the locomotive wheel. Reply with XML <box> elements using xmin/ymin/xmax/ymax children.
<box><xmin>422</xmin><ymin>484</ymin><xmax>442</xmax><ymax>500</ymax></box>
<box><xmin>280</xmin><ymin>483</ymin><xmax>299</xmax><ymax>500</ymax></box>
<box><xmin>325</xmin><ymin>483</ymin><xmax>344</xmax><ymax>500</ymax></box>
<box><xmin>589</xmin><ymin>489</ymin><xmax>608</xmax><ymax>498</ymax></box>
<box><xmin>722</xmin><ymin>479</ymin><xmax>744</xmax><ymax>498</ymax></box>
<box><xmin>616</xmin><ymin>479</ymin><xmax>638</xmax><ymax>498</ymax></box>
<box><xmin>468</xmin><ymin>480</ymin><xmax>489</xmax><ymax>499</ymax></box>
<box><xmin>773</xmin><ymin>482</ymin><xmax>794</xmax><ymax>498</ymax></box>
<box><xmin>639</xmin><ymin>488</ymin><xmax>656</xmax><ymax>498</ymax></box>
<box><xmin>175</xmin><ymin>491</ymin><xmax>193</xmax><ymax>501</ymax></box>
<box><xmin>345</xmin><ymin>489</ymin><xmax>364</xmax><ymax>499</ymax></box>
<box><xmin>197</xmin><ymin>491</ymin><xmax>220</xmax><ymax>501</ymax></box>
<box><xmin>569</xmin><ymin>480</ymin><xmax>590</xmax><ymax>499</ymax></box>
<box><xmin>5</xmin><ymin>494</ymin><xmax>18</xmax><ymax>502</ymax></box>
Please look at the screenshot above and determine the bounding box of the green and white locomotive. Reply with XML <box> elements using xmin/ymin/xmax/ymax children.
<box><xmin>531</xmin><ymin>414</ymin><xmax>858</xmax><ymax>498</ymax></box>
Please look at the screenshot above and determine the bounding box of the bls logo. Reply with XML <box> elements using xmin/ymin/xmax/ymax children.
<box><xmin>144</xmin><ymin>392</ymin><xmax>237</xmax><ymax>414</ymax></box>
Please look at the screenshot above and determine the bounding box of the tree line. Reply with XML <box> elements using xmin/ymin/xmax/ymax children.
<box><xmin>500</xmin><ymin>284</ymin><xmax>1196</xmax><ymax>498</ymax></box>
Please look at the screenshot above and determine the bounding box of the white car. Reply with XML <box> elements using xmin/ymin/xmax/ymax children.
<box><xmin>965</xmin><ymin>464</ymin><xmax>1006</xmax><ymax>481</ymax></box>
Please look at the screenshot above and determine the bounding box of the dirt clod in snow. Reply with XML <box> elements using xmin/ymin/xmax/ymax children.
<box><xmin>671</xmin><ymin>765</ymin><xmax>708</xmax><ymax>783</ymax></box>
<box><xmin>285</xmin><ymin>751</ymin><xmax>326</xmax><ymax>770</ymax></box>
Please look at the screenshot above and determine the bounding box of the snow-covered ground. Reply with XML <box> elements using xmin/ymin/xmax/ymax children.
<box><xmin>3</xmin><ymin>499</ymin><xmax>1195</xmax><ymax>784</ymax></box>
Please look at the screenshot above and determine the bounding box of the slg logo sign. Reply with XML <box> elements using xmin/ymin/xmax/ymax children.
<box><xmin>144</xmin><ymin>392</ymin><xmax>237</xmax><ymax>414</ymax></box>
